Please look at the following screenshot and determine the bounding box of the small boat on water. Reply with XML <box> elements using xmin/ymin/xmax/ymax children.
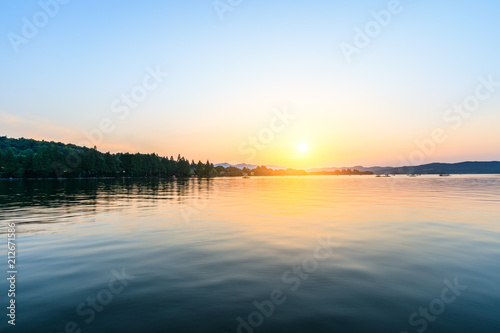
<box><xmin>376</xmin><ymin>174</ymin><xmax>391</xmax><ymax>177</ymax></box>
<box><xmin>242</xmin><ymin>176</ymin><xmax>250</xmax><ymax>179</ymax></box>
<box><xmin>439</xmin><ymin>174</ymin><xmax>451</xmax><ymax>177</ymax></box>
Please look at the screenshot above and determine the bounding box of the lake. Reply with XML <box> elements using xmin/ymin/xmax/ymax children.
<box><xmin>1</xmin><ymin>175</ymin><xmax>499</xmax><ymax>333</ymax></box>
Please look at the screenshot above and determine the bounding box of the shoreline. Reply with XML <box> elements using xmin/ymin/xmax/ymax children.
<box><xmin>1</xmin><ymin>174</ymin><xmax>499</xmax><ymax>181</ymax></box>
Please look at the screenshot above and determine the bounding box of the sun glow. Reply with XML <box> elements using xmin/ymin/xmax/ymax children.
<box><xmin>298</xmin><ymin>143</ymin><xmax>308</xmax><ymax>153</ymax></box>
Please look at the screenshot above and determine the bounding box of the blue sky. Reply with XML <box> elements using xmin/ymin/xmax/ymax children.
<box><xmin>1</xmin><ymin>0</ymin><xmax>499</xmax><ymax>167</ymax></box>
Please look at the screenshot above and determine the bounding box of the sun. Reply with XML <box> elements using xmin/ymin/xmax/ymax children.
<box><xmin>298</xmin><ymin>143</ymin><xmax>308</xmax><ymax>153</ymax></box>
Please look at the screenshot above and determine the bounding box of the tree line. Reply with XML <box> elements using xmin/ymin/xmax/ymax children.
<box><xmin>0</xmin><ymin>136</ymin><xmax>373</xmax><ymax>179</ymax></box>
<box><xmin>0</xmin><ymin>136</ymin><xmax>214</xmax><ymax>178</ymax></box>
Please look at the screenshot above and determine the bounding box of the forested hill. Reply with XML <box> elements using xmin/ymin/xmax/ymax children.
<box><xmin>0</xmin><ymin>136</ymin><xmax>370</xmax><ymax>179</ymax></box>
<box><xmin>0</xmin><ymin>136</ymin><xmax>207</xmax><ymax>178</ymax></box>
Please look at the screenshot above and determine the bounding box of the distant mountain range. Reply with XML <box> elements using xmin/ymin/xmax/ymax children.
<box><xmin>376</xmin><ymin>161</ymin><xmax>500</xmax><ymax>175</ymax></box>
<box><xmin>218</xmin><ymin>161</ymin><xmax>500</xmax><ymax>174</ymax></box>
<box><xmin>215</xmin><ymin>163</ymin><xmax>286</xmax><ymax>170</ymax></box>
<box><xmin>307</xmin><ymin>166</ymin><xmax>391</xmax><ymax>173</ymax></box>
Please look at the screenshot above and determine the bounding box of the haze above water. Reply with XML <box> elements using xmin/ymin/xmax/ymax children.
<box><xmin>1</xmin><ymin>175</ymin><xmax>499</xmax><ymax>332</ymax></box>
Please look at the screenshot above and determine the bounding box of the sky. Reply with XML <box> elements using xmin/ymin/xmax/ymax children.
<box><xmin>1</xmin><ymin>0</ymin><xmax>499</xmax><ymax>169</ymax></box>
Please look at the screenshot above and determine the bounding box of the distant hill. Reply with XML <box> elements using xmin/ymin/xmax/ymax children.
<box><xmin>219</xmin><ymin>161</ymin><xmax>500</xmax><ymax>174</ymax></box>
<box><xmin>214</xmin><ymin>163</ymin><xmax>234</xmax><ymax>168</ymax></box>
<box><xmin>307</xmin><ymin>165</ymin><xmax>391</xmax><ymax>173</ymax></box>
<box><xmin>215</xmin><ymin>163</ymin><xmax>286</xmax><ymax>170</ymax></box>
<box><xmin>377</xmin><ymin>161</ymin><xmax>500</xmax><ymax>174</ymax></box>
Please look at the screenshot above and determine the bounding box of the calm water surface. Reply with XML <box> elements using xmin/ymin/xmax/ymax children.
<box><xmin>0</xmin><ymin>176</ymin><xmax>499</xmax><ymax>332</ymax></box>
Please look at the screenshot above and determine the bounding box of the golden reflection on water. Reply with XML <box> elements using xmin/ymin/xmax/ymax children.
<box><xmin>1</xmin><ymin>175</ymin><xmax>499</xmax><ymax>243</ymax></box>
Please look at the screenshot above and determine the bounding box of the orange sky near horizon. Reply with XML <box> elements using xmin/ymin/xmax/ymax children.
<box><xmin>2</xmin><ymin>102</ymin><xmax>499</xmax><ymax>169</ymax></box>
